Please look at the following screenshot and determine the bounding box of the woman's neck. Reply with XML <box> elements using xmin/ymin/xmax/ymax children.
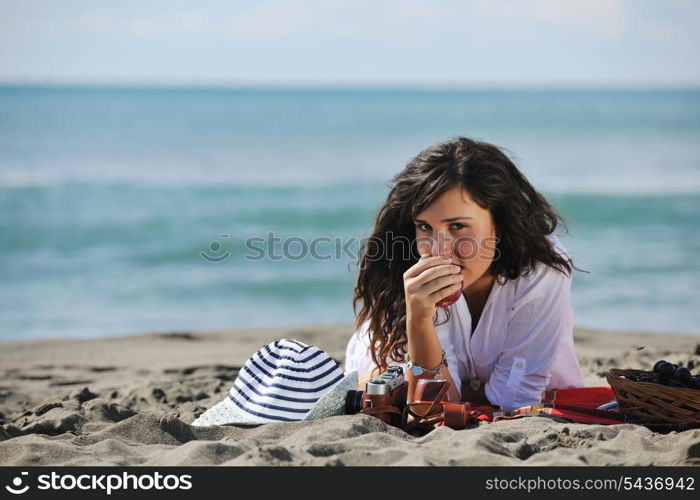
<box><xmin>463</xmin><ymin>273</ymin><xmax>496</xmax><ymax>316</ymax></box>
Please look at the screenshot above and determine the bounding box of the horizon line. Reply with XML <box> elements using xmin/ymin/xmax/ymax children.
<box><xmin>1</xmin><ymin>80</ymin><xmax>700</xmax><ymax>93</ymax></box>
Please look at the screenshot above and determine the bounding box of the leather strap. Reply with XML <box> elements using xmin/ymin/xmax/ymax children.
<box><xmin>356</xmin><ymin>379</ymin><xmax>507</xmax><ymax>432</ymax></box>
<box><xmin>359</xmin><ymin>405</ymin><xmax>403</xmax><ymax>417</ymax></box>
<box><xmin>416</xmin><ymin>379</ymin><xmax>450</xmax><ymax>416</ymax></box>
<box><xmin>401</xmin><ymin>379</ymin><xmax>451</xmax><ymax>431</ymax></box>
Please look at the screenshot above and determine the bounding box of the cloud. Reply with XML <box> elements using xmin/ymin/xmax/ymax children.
<box><xmin>73</xmin><ymin>11</ymin><xmax>210</xmax><ymax>37</ymax></box>
<box><xmin>223</xmin><ymin>1</ymin><xmax>313</xmax><ymax>38</ymax></box>
<box><xmin>1</xmin><ymin>0</ymin><xmax>699</xmax><ymax>86</ymax></box>
<box><xmin>466</xmin><ymin>0</ymin><xmax>627</xmax><ymax>39</ymax></box>
<box><xmin>76</xmin><ymin>13</ymin><xmax>114</xmax><ymax>32</ymax></box>
<box><xmin>68</xmin><ymin>3</ymin><xmax>319</xmax><ymax>40</ymax></box>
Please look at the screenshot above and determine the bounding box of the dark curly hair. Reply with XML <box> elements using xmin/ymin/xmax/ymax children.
<box><xmin>351</xmin><ymin>137</ymin><xmax>585</xmax><ymax>375</ymax></box>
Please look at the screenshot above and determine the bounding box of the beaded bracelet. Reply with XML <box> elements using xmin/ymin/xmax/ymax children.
<box><xmin>405</xmin><ymin>350</ymin><xmax>448</xmax><ymax>376</ymax></box>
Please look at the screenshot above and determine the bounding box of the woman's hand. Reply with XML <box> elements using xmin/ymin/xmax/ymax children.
<box><xmin>403</xmin><ymin>242</ymin><xmax>463</xmax><ymax>322</ymax></box>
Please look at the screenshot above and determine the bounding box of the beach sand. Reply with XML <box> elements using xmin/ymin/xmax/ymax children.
<box><xmin>1</xmin><ymin>325</ymin><xmax>699</xmax><ymax>466</ymax></box>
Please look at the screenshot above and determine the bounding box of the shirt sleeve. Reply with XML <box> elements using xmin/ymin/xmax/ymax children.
<box><xmin>343</xmin><ymin>320</ymin><xmax>409</xmax><ymax>376</ymax></box>
<box><xmin>343</xmin><ymin>321</ymin><xmax>376</xmax><ymax>375</ymax></box>
<box><xmin>484</xmin><ymin>262</ymin><xmax>574</xmax><ymax>412</ymax></box>
<box><xmin>344</xmin><ymin>313</ymin><xmax>459</xmax><ymax>385</ymax></box>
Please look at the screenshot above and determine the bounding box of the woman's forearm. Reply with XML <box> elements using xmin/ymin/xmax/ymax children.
<box><xmin>406</xmin><ymin>315</ymin><xmax>442</xmax><ymax>367</ymax></box>
<box><xmin>406</xmin><ymin>314</ymin><xmax>460</xmax><ymax>402</ymax></box>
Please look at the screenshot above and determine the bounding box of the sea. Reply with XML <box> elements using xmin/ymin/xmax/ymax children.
<box><xmin>1</xmin><ymin>86</ymin><xmax>699</xmax><ymax>341</ymax></box>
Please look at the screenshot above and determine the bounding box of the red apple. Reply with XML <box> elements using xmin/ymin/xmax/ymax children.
<box><xmin>436</xmin><ymin>264</ymin><xmax>463</xmax><ymax>308</ymax></box>
<box><xmin>436</xmin><ymin>289</ymin><xmax>461</xmax><ymax>308</ymax></box>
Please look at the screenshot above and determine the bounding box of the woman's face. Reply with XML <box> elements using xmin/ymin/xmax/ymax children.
<box><xmin>413</xmin><ymin>186</ymin><xmax>497</xmax><ymax>291</ymax></box>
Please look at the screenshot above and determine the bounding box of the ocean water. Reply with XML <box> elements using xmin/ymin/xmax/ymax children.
<box><xmin>0</xmin><ymin>86</ymin><xmax>699</xmax><ymax>340</ymax></box>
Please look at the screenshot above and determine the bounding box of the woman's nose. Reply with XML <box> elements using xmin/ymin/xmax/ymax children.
<box><xmin>431</xmin><ymin>233</ymin><xmax>454</xmax><ymax>258</ymax></box>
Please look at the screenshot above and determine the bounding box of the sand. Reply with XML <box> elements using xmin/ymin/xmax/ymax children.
<box><xmin>1</xmin><ymin>324</ymin><xmax>699</xmax><ymax>466</ymax></box>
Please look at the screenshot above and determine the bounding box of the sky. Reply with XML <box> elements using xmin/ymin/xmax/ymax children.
<box><xmin>1</xmin><ymin>0</ymin><xmax>699</xmax><ymax>88</ymax></box>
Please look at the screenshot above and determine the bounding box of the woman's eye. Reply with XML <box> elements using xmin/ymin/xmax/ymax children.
<box><xmin>415</xmin><ymin>223</ymin><xmax>467</xmax><ymax>231</ymax></box>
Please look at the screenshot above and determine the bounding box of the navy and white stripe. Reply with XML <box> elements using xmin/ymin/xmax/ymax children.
<box><xmin>228</xmin><ymin>339</ymin><xmax>345</xmax><ymax>422</ymax></box>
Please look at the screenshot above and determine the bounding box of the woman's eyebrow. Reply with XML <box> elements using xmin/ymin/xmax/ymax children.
<box><xmin>414</xmin><ymin>216</ymin><xmax>474</xmax><ymax>223</ymax></box>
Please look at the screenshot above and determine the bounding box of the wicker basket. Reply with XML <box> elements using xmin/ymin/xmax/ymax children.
<box><xmin>606</xmin><ymin>368</ymin><xmax>700</xmax><ymax>424</ymax></box>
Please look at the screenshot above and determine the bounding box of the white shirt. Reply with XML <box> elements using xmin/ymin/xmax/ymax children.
<box><xmin>343</xmin><ymin>234</ymin><xmax>585</xmax><ymax>412</ymax></box>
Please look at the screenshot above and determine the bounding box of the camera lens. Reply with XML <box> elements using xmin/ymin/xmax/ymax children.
<box><xmin>345</xmin><ymin>390</ymin><xmax>364</xmax><ymax>414</ymax></box>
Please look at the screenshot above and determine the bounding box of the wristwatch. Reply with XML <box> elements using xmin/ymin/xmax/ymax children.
<box><xmin>405</xmin><ymin>350</ymin><xmax>448</xmax><ymax>376</ymax></box>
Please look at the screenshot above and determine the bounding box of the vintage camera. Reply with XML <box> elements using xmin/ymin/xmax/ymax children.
<box><xmin>367</xmin><ymin>366</ymin><xmax>406</xmax><ymax>395</ymax></box>
<box><xmin>345</xmin><ymin>366</ymin><xmax>408</xmax><ymax>425</ymax></box>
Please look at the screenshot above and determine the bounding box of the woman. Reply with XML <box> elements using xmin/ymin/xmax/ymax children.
<box><xmin>344</xmin><ymin>137</ymin><xmax>585</xmax><ymax>412</ymax></box>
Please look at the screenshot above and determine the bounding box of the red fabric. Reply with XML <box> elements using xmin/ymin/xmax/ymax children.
<box><xmin>432</xmin><ymin>387</ymin><xmax>696</xmax><ymax>429</ymax></box>
<box><xmin>435</xmin><ymin>387</ymin><xmax>624</xmax><ymax>427</ymax></box>
<box><xmin>541</xmin><ymin>386</ymin><xmax>615</xmax><ymax>409</ymax></box>
<box><xmin>543</xmin><ymin>408</ymin><xmax>624</xmax><ymax>425</ymax></box>
<box><xmin>537</xmin><ymin>386</ymin><xmax>625</xmax><ymax>424</ymax></box>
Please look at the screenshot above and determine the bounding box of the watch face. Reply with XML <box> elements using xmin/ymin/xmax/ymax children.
<box><xmin>411</xmin><ymin>365</ymin><xmax>423</xmax><ymax>376</ymax></box>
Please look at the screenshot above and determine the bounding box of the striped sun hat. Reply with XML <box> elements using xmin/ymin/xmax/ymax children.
<box><xmin>192</xmin><ymin>338</ymin><xmax>358</xmax><ymax>426</ymax></box>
